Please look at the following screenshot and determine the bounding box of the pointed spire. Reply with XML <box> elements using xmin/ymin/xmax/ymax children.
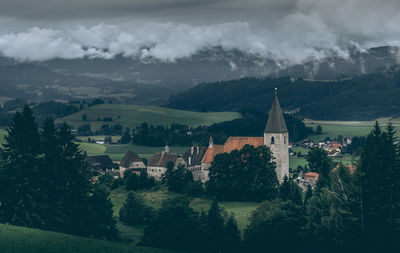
<box><xmin>265</xmin><ymin>88</ymin><xmax>288</xmax><ymax>133</ymax></box>
<box><xmin>209</xmin><ymin>136</ymin><xmax>214</xmax><ymax>148</ymax></box>
<box><xmin>164</xmin><ymin>141</ymin><xmax>169</xmax><ymax>153</ymax></box>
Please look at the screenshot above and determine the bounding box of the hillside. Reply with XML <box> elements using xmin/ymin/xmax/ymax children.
<box><xmin>0</xmin><ymin>224</ymin><xmax>178</xmax><ymax>253</ymax></box>
<box><xmin>59</xmin><ymin>104</ymin><xmax>241</xmax><ymax>131</ymax></box>
<box><xmin>166</xmin><ymin>68</ymin><xmax>400</xmax><ymax>120</ymax></box>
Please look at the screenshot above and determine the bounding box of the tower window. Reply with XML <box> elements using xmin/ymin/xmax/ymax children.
<box><xmin>271</xmin><ymin>136</ymin><xmax>275</xmax><ymax>144</ymax></box>
<box><xmin>284</xmin><ymin>136</ymin><xmax>286</xmax><ymax>144</ymax></box>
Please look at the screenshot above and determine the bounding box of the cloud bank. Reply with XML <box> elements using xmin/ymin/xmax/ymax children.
<box><xmin>0</xmin><ymin>0</ymin><xmax>400</xmax><ymax>63</ymax></box>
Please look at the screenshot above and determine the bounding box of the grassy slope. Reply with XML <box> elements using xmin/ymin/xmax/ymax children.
<box><xmin>60</xmin><ymin>104</ymin><xmax>241</xmax><ymax>130</ymax></box>
<box><xmin>0</xmin><ymin>224</ymin><xmax>178</xmax><ymax>253</ymax></box>
<box><xmin>111</xmin><ymin>188</ymin><xmax>259</xmax><ymax>233</ymax></box>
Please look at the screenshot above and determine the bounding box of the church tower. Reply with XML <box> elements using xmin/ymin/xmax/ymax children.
<box><xmin>264</xmin><ymin>88</ymin><xmax>289</xmax><ymax>182</ymax></box>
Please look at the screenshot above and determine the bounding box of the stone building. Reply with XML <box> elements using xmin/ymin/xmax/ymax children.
<box><xmin>200</xmin><ymin>89</ymin><xmax>289</xmax><ymax>182</ymax></box>
<box><xmin>147</xmin><ymin>145</ymin><xmax>179</xmax><ymax>181</ymax></box>
<box><xmin>119</xmin><ymin>151</ymin><xmax>147</xmax><ymax>177</ymax></box>
<box><xmin>182</xmin><ymin>146</ymin><xmax>207</xmax><ymax>181</ymax></box>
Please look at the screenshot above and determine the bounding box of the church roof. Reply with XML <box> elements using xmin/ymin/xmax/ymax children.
<box><xmin>265</xmin><ymin>90</ymin><xmax>288</xmax><ymax>133</ymax></box>
<box><xmin>201</xmin><ymin>145</ymin><xmax>224</xmax><ymax>163</ymax></box>
<box><xmin>223</xmin><ymin>137</ymin><xmax>264</xmax><ymax>153</ymax></box>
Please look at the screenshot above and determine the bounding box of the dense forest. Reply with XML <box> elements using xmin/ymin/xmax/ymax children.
<box><xmin>166</xmin><ymin>67</ymin><xmax>400</xmax><ymax>120</ymax></box>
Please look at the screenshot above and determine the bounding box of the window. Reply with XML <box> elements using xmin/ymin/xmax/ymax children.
<box><xmin>271</xmin><ymin>136</ymin><xmax>275</xmax><ymax>144</ymax></box>
<box><xmin>284</xmin><ymin>136</ymin><xmax>286</xmax><ymax>144</ymax></box>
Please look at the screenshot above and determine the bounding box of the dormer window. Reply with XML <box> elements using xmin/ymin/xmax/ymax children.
<box><xmin>271</xmin><ymin>136</ymin><xmax>275</xmax><ymax>144</ymax></box>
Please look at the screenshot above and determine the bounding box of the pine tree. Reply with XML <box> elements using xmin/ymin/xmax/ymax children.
<box><xmin>0</xmin><ymin>106</ymin><xmax>42</xmax><ymax>227</ymax></box>
<box><xmin>279</xmin><ymin>176</ymin><xmax>303</xmax><ymax>205</ymax></box>
<box><xmin>206</xmin><ymin>201</ymin><xmax>225</xmax><ymax>252</ymax></box>
<box><xmin>359</xmin><ymin>122</ymin><xmax>400</xmax><ymax>245</ymax></box>
<box><xmin>223</xmin><ymin>215</ymin><xmax>241</xmax><ymax>252</ymax></box>
<box><xmin>304</xmin><ymin>185</ymin><xmax>313</xmax><ymax>206</ymax></box>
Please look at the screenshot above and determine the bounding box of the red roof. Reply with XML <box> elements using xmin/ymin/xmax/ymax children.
<box><xmin>201</xmin><ymin>137</ymin><xmax>264</xmax><ymax>164</ymax></box>
<box><xmin>223</xmin><ymin>137</ymin><xmax>264</xmax><ymax>153</ymax></box>
<box><xmin>305</xmin><ymin>172</ymin><xmax>319</xmax><ymax>179</ymax></box>
<box><xmin>201</xmin><ymin>145</ymin><xmax>224</xmax><ymax>163</ymax></box>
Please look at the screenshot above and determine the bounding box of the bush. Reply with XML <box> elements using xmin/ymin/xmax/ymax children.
<box><xmin>185</xmin><ymin>181</ymin><xmax>204</xmax><ymax>197</ymax></box>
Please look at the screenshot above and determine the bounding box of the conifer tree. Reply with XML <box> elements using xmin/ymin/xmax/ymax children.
<box><xmin>223</xmin><ymin>215</ymin><xmax>241</xmax><ymax>253</ymax></box>
<box><xmin>0</xmin><ymin>106</ymin><xmax>42</xmax><ymax>227</ymax></box>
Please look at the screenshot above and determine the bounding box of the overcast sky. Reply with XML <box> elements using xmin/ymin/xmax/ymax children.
<box><xmin>1</xmin><ymin>0</ymin><xmax>400</xmax><ymax>62</ymax></box>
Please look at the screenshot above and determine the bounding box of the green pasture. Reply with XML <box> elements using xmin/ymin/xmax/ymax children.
<box><xmin>0</xmin><ymin>128</ymin><xmax>6</xmax><ymax>145</ymax></box>
<box><xmin>110</xmin><ymin>187</ymin><xmax>259</xmax><ymax>234</ymax></box>
<box><xmin>0</xmin><ymin>223</ymin><xmax>178</xmax><ymax>253</ymax></box>
<box><xmin>60</xmin><ymin>104</ymin><xmax>241</xmax><ymax>131</ymax></box>
<box><xmin>306</xmin><ymin>118</ymin><xmax>400</xmax><ymax>142</ymax></box>
<box><xmin>78</xmin><ymin>142</ymin><xmax>189</xmax><ymax>161</ymax></box>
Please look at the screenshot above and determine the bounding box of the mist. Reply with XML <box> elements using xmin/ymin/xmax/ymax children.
<box><xmin>0</xmin><ymin>0</ymin><xmax>400</xmax><ymax>63</ymax></box>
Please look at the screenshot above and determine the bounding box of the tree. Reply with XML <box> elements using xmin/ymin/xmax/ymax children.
<box><xmin>279</xmin><ymin>176</ymin><xmax>303</xmax><ymax>205</ymax></box>
<box><xmin>208</xmin><ymin>145</ymin><xmax>278</xmax><ymax>201</ymax></box>
<box><xmin>223</xmin><ymin>215</ymin><xmax>241</xmax><ymax>252</ymax></box>
<box><xmin>0</xmin><ymin>106</ymin><xmax>42</xmax><ymax>227</ymax></box>
<box><xmin>358</xmin><ymin>122</ymin><xmax>400</xmax><ymax>245</ymax></box>
<box><xmin>119</xmin><ymin>128</ymin><xmax>131</xmax><ymax>144</ymax></box>
<box><xmin>119</xmin><ymin>192</ymin><xmax>154</xmax><ymax>226</ymax></box>
<box><xmin>84</xmin><ymin>185</ymin><xmax>118</xmax><ymax>240</ymax></box>
<box><xmin>306</xmin><ymin>147</ymin><xmax>333</xmax><ymax>189</ymax></box>
<box><xmin>164</xmin><ymin>164</ymin><xmax>194</xmax><ymax>193</ymax></box>
<box><xmin>139</xmin><ymin>197</ymin><xmax>201</xmax><ymax>251</ymax></box>
<box><xmin>316</xmin><ymin>125</ymin><xmax>323</xmax><ymax>135</ymax></box>
<box><xmin>205</xmin><ymin>201</ymin><xmax>226</xmax><ymax>252</ymax></box>
<box><xmin>244</xmin><ymin>199</ymin><xmax>306</xmax><ymax>251</ymax></box>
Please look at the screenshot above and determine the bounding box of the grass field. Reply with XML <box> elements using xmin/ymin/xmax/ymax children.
<box><xmin>0</xmin><ymin>224</ymin><xmax>178</xmax><ymax>253</ymax></box>
<box><xmin>110</xmin><ymin>187</ymin><xmax>259</xmax><ymax>234</ymax></box>
<box><xmin>60</xmin><ymin>104</ymin><xmax>241</xmax><ymax>131</ymax></box>
<box><xmin>306</xmin><ymin>118</ymin><xmax>400</xmax><ymax>142</ymax></box>
<box><xmin>79</xmin><ymin>143</ymin><xmax>189</xmax><ymax>161</ymax></box>
<box><xmin>0</xmin><ymin>128</ymin><xmax>6</xmax><ymax>145</ymax></box>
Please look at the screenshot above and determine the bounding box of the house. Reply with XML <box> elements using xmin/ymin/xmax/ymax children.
<box><xmin>119</xmin><ymin>151</ymin><xmax>147</xmax><ymax>177</ymax></box>
<box><xmin>304</xmin><ymin>172</ymin><xmax>320</xmax><ymax>183</ymax></box>
<box><xmin>182</xmin><ymin>146</ymin><xmax>207</xmax><ymax>181</ymax></box>
<box><xmin>147</xmin><ymin>145</ymin><xmax>179</xmax><ymax>181</ymax></box>
<box><xmin>200</xmin><ymin>89</ymin><xmax>289</xmax><ymax>183</ymax></box>
<box><xmin>86</xmin><ymin>155</ymin><xmax>117</xmax><ymax>171</ymax></box>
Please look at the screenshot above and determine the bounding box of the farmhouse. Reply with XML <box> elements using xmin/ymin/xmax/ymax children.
<box><xmin>119</xmin><ymin>151</ymin><xmax>147</xmax><ymax>177</ymax></box>
<box><xmin>147</xmin><ymin>145</ymin><xmax>179</xmax><ymax>180</ymax></box>
<box><xmin>200</xmin><ymin>89</ymin><xmax>289</xmax><ymax>182</ymax></box>
<box><xmin>86</xmin><ymin>155</ymin><xmax>117</xmax><ymax>171</ymax></box>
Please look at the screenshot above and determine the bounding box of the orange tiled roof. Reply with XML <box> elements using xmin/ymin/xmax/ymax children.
<box><xmin>305</xmin><ymin>172</ymin><xmax>319</xmax><ymax>179</ymax></box>
<box><xmin>223</xmin><ymin>137</ymin><xmax>264</xmax><ymax>153</ymax></box>
<box><xmin>201</xmin><ymin>145</ymin><xmax>224</xmax><ymax>163</ymax></box>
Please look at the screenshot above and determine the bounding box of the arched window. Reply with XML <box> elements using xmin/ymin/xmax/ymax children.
<box><xmin>271</xmin><ymin>136</ymin><xmax>275</xmax><ymax>144</ymax></box>
<box><xmin>284</xmin><ymin>136</ymin><xmax>286</xmax><ymax>144</ymax></box>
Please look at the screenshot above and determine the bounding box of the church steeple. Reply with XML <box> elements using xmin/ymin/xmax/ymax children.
<box><xmin>264</xmin><ymin>88</ymin><xmax>288</xmax><ymax>133</ymax></box>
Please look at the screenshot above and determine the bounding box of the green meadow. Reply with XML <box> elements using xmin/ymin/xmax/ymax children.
<box><xmin>305</xmin><ymin>118</ymin><xmax>400</xmax><ymax>142</ymax></box>
<box><xmin>0</xmin><ymin>223</ymin><xmax>178</xmax><ymax>253</ymax></box>
<box><xmin>60</xmin><ymin>104</ymin><xmax>241</xmax><ymax>131</ymax></box>
<box><xmin>79</xmin><ymin>142</ymin><xmax>189</xmax><ymax>161</ymax></box>
<box><xmin>110</xmin><ymin>187</ymin><xmax>259</xmax><ymax>239</ymax></box>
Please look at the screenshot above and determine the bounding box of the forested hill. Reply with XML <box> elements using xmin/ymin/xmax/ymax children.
<box><xmin>166</xmin><ymin>68</ymin><xmax>400</xmax><ymax>121</ymax></box>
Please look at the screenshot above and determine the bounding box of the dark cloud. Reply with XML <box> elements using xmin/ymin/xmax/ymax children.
<box><xmin>0</xmin><ymin>0</ymin><xmax>399</xmax><ymax>62</ymax></box>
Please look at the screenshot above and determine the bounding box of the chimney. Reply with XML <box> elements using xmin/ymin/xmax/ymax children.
<box><xmin>196</xmin><ymin>146</ymin><xmax>199</xmax><ymax>154</ymax></box>
<box><xmin>191</xmin><ymin>146</ymin><xmax>194</xmax><ymax>155</ymax></box>
<box><xmin>188</xmin><ymin>156</ymin><xmax>191</xmax><ymax>166</ymax></box>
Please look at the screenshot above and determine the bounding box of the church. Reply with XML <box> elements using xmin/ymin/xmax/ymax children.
<box><xmin>199</xmin><ymin>88</ymin><xmax>289</xmax><ymax>182</ymax></box>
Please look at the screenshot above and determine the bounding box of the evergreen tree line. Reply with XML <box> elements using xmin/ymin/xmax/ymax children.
<box><xmin>0</xmin><ymin>106</ymin><xmax>118</xmax><ymax>240</ymax></box>
<box><xmin>166</xmin><ymin>70</ymin><xmax>400</xmax><ymax>120</ymax></box>
<box><xmin>126</xmin><ymin>110</ymin><xmax>312</xmax><ymax>147</ymax></box>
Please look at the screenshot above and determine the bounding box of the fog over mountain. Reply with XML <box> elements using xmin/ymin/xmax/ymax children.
<box><xmin>1</xmin><ymin>0</ymin><xmax>400</xmax><ymax>65</ymax></box>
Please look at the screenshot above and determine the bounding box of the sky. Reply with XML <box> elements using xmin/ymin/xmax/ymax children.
<box><xmin>1</xmin><ymin>0</ymin><xmax>400</xmax><ymax>63</ymax></box>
